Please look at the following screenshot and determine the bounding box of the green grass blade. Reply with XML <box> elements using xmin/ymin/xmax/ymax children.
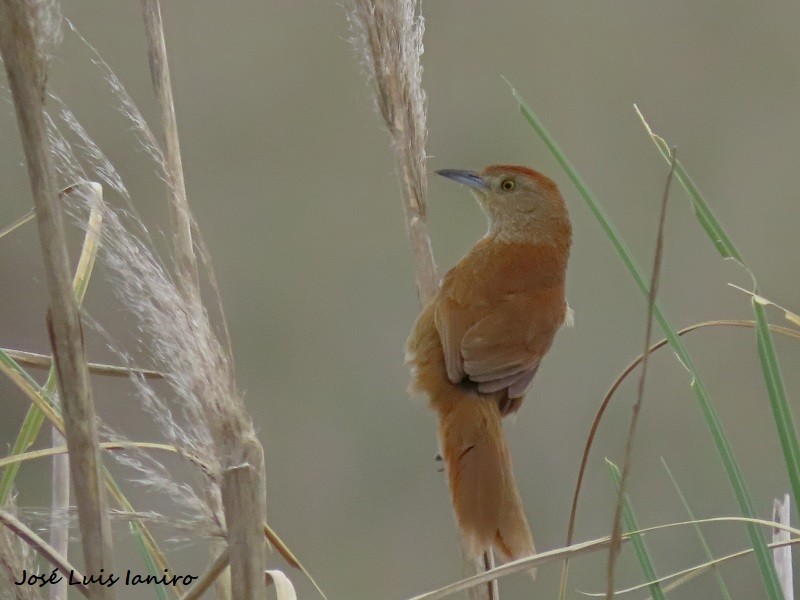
<box><xmin>637</xmin><ymin>108</ymin><xmax>800</xmax><ymax>520</ymax></box>
<box><xmin>131</xmin><ymin>522</ymin><xmax>171</xmax><ymax>600</ymax></box>
<box><xmin>0</xmin><ymin>351</ymin><xmax>58</xmax><ymax>503</ymax></box>
<box><xmin>606</xmin><ymin>459</ymin><xmax>666</xmax><ymax>600</ymax></box>
<box><xmin>507</xmin><ymin>81</ymin><xmax>784</xmax><ymax>600</ymax></box>
<box><xmin>0</xmin><ymin>201</ymin><xmax>100</xmax><ymax>503</ymax></box>
<box><xmin>105</xmin><ymin>470</ymin><xmax>176</xmax><ymax>599</ymax></box>
<box><xmin>754</xmin><ymin>301</ymin><xmax>800</xmax><ymax>497</ymax></box>
<box><xmin>661</xmin><ymin>458</ymin><xmax>734</xmax><ymax>600</ymax></box>
<box><xmin>0</xmin><ymin>402</ymin><xmax>49</xmax><ymax>503</ymax></box>
<box><xmin>634</xmin><ymin>107</ymin><xmax>744</xmax><ymax>265</ymax></box>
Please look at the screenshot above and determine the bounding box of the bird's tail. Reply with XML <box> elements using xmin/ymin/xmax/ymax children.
<box><xmin>406</xmin><ymin>306</ymin><xmax>535</xmax><ymax>572</ymax></box>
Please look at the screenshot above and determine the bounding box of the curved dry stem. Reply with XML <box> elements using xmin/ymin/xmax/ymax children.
<box><xmin>413</xmin><ymin>516</ymin><xmax>800</xmax><ymax>600</ymax></box>
<box><xmin>560</xmin><ymin>319</ymin><xmax>800</xmax><ymax>594</ymax></box>
<box><xmin>579</xmin><ymin>538</ymin><xmax>800</xmax><ymax>598</ymax></box>
<box><xmin>263</xmin><ymin>523</ymin><xmax>328</xmax><ymax>600</ymax></box>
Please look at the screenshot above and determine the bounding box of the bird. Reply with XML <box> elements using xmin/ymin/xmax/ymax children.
<box><xmin>405</xmin><ymin>164</ymin><xmax>572</xmax><ymax>571</ymax></box>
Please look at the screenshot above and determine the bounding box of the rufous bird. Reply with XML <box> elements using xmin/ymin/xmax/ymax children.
<box><xmin>405</xmin><ymin>164</ymin><xmax>572</xmax><ymax>570</ymax></box>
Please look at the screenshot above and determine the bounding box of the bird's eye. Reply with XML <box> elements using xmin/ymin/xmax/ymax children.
<box><xmin>500</xmin><ymin>178</ymin><xmax>516</xmax><ymax>191</ymax></box>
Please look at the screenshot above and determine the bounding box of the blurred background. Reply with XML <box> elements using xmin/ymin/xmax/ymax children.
<box><xmin>1</xmin><ymin>1</ymin><xmax>799</xmax><ymax>598</ymax></box>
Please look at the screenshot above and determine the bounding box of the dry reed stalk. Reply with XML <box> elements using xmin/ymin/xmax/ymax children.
<box><xmin>2</xmin><ymin>349</ymin><xmax>163</xmax><ymax>378</ymax></box>
<box><xmin>0</xmin><ymin>2</ymin><xmax>116</xmax><ymax>598</ymax></box>
<box><xmin>51</xmin><ymin>184</ymin><xmax>102</xmax><ymax>600</ymax></box>
<box><xmin>344</xmin><ymin>2</ymin><xmax>503</xmax><ymax>597</ymax></box>
<box><xmin>140</xmin><ymin>0</ymin><xmax>200</xmax><ymax>301</ymax></box>
<box><xmin>139</xmin><ymin>2</ymin><xmax>267</xmax><ymax>596</ymax></box>
<box><xmin>49</xmin><ymin>426</ymin><xmax>69</xmax><ymax>600</ymax></box>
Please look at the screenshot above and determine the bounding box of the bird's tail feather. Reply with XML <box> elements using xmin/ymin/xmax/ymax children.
<box><xmin>406</xmin><ymin>304</ymin><xmax>535</xmax><ymax>574</ymax></box>
<box><xmin>434</xmin><ymin>388</ymin><xmax>536</xmax><ymax>573</ymax></box>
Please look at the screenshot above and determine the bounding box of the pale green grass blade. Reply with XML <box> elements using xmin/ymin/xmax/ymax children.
<box><xmin>0</xmin><ymin>200</ymin><xmax>100</xmax><ymax>502</ymax></box>
<box><xmin>661</xmin><ymin>457</ymin><xmax>733</xmax><ymax>600</ymax></box>
<box><xmin>755</xmin><ymin>301</ymin><xmax>800</xmax><ymax>495</ymax></box>
<box><xmin>606</xmin><ymin>459</ymin><xmax>666</xmax><ymax>600</ymax></box>
<box><xmin>0</xmin><ymin>441</ymin><xmax>186</xmax><ymax>469</ymax></box>
<box><xmin>132</xmin><ymin>520</ymin><xmax>171</xmax><ymax>600</ymax></box>
<box><xmin>506</xmin><ymin>81</ymin><xmax>783</xmax><ymax>599</ymax></box>
<box><xmin>637</xmin><ymin>108</ymin><xmax>800</xmax><ymax>520</ymax></box>
<box><xmin>0</xmin><ymin>393</ymin><xmax>50</xmax><ymax>502</ymax></box>
<box><xmin>634</xmin><ymin>107</ymin><xmax>744</xmax><ymax>265</ymax></box>
<box><xmin>727</xmin><ymin>287</ymin><xmax>800</xmax><ymax>329</ymax></box>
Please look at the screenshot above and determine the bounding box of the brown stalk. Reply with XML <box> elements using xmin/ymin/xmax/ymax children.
<box><xmin>557</xmin><ymin>316</ymin><xmax>799</xmax><ymax>595</ymax></box>
<box><xmin>220</xmin><ymin>437</ymin><xmax>268</xmax><ymax>599</ymax></box>
<box><xmin>51</xmin><ymin>190</ymin><xmax>102</xmax><ymax>600</ymax></box>
<box><xmin>0</xmin><ymin>3</ymin><xmax>116</xmax><ymax>598</ymax></box>
<box><xmin>347</xmin><ymin>3</ymin><xmax>509</xmax><ymax>597</ymax></box>
<box><xmin>605</xmin><ymin>148</ymin><xmax>677</xmax><ymax>598</ymax></box>
<box><xmin>346</xmin><ymin>2</ymin><xmax>502</xmax><ymax>598</ymax></box>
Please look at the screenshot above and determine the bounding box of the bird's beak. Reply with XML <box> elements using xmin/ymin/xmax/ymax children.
<box><xmin>435</xmin><ymin>169</ymin><xmax>488</xmax><ymax>191</ymax></box>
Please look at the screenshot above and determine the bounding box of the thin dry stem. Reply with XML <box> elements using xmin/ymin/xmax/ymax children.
<box><xmin>481</xmin><ymin>550</ymin><xmax>499</xmax><ymax>600</ymax></box>
<box><xmin>591</xmin><ymin>537</ymin><xmax>800</xmax><ymax>597</ymax></box>
<box><xmin>2</xmin><ymin>349</ymin><xmax>164</xmax><ymax>379</ymax></box>
<box><xmin>138</xmin><ymin>3</ymin><xmax>267</xmax><ymax>595</ymax></box>
<box><xmin>408</xmin><ymin>535</ymin><xmax>627</xmax><ymax>600</ymax></box>
<box><xmin>0</xmin><ymin>3</ymin><xmax>116</xmax><ymax>598</ymax></box>
<box><xmin>49</xmin><ymin>426</ymin><xmax>69</xmax><ymax>600</ymax></box>
<box><xmin>562</xmin><ymin>317</ymin><xmax>800</xmax><ymax>598</ymax></box>
<box><xmin>605</xmin><ymin>148</ymin><xmax>677</xmax><ymax>598</ymax></box>
<box><xmin>140</xmin><ymin>0</ymin><xmax>200</xmax><ymax>300</ymax></box>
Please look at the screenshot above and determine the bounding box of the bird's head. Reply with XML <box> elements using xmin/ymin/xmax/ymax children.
<box><xmin>435</xmin><ymin>164</ymin><xmax>570</xmax><ymax>245</ymax></box>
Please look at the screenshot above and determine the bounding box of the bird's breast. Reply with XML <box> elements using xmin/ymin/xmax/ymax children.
<box><xmin>444</xmin><ymin>239</ymin><xmax>569</xmax><ymax>302</ymax></box>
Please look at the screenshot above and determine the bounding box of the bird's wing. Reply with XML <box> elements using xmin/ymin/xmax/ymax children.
<box><xmin>435</xmin><ymin>294</ymin><xmax>473</xmax><ymax>384</ymax></box>
<box><xmin>459</xmin><ymin>293</ymin><xmax>551</xmax><ymax>397</ymax></box>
